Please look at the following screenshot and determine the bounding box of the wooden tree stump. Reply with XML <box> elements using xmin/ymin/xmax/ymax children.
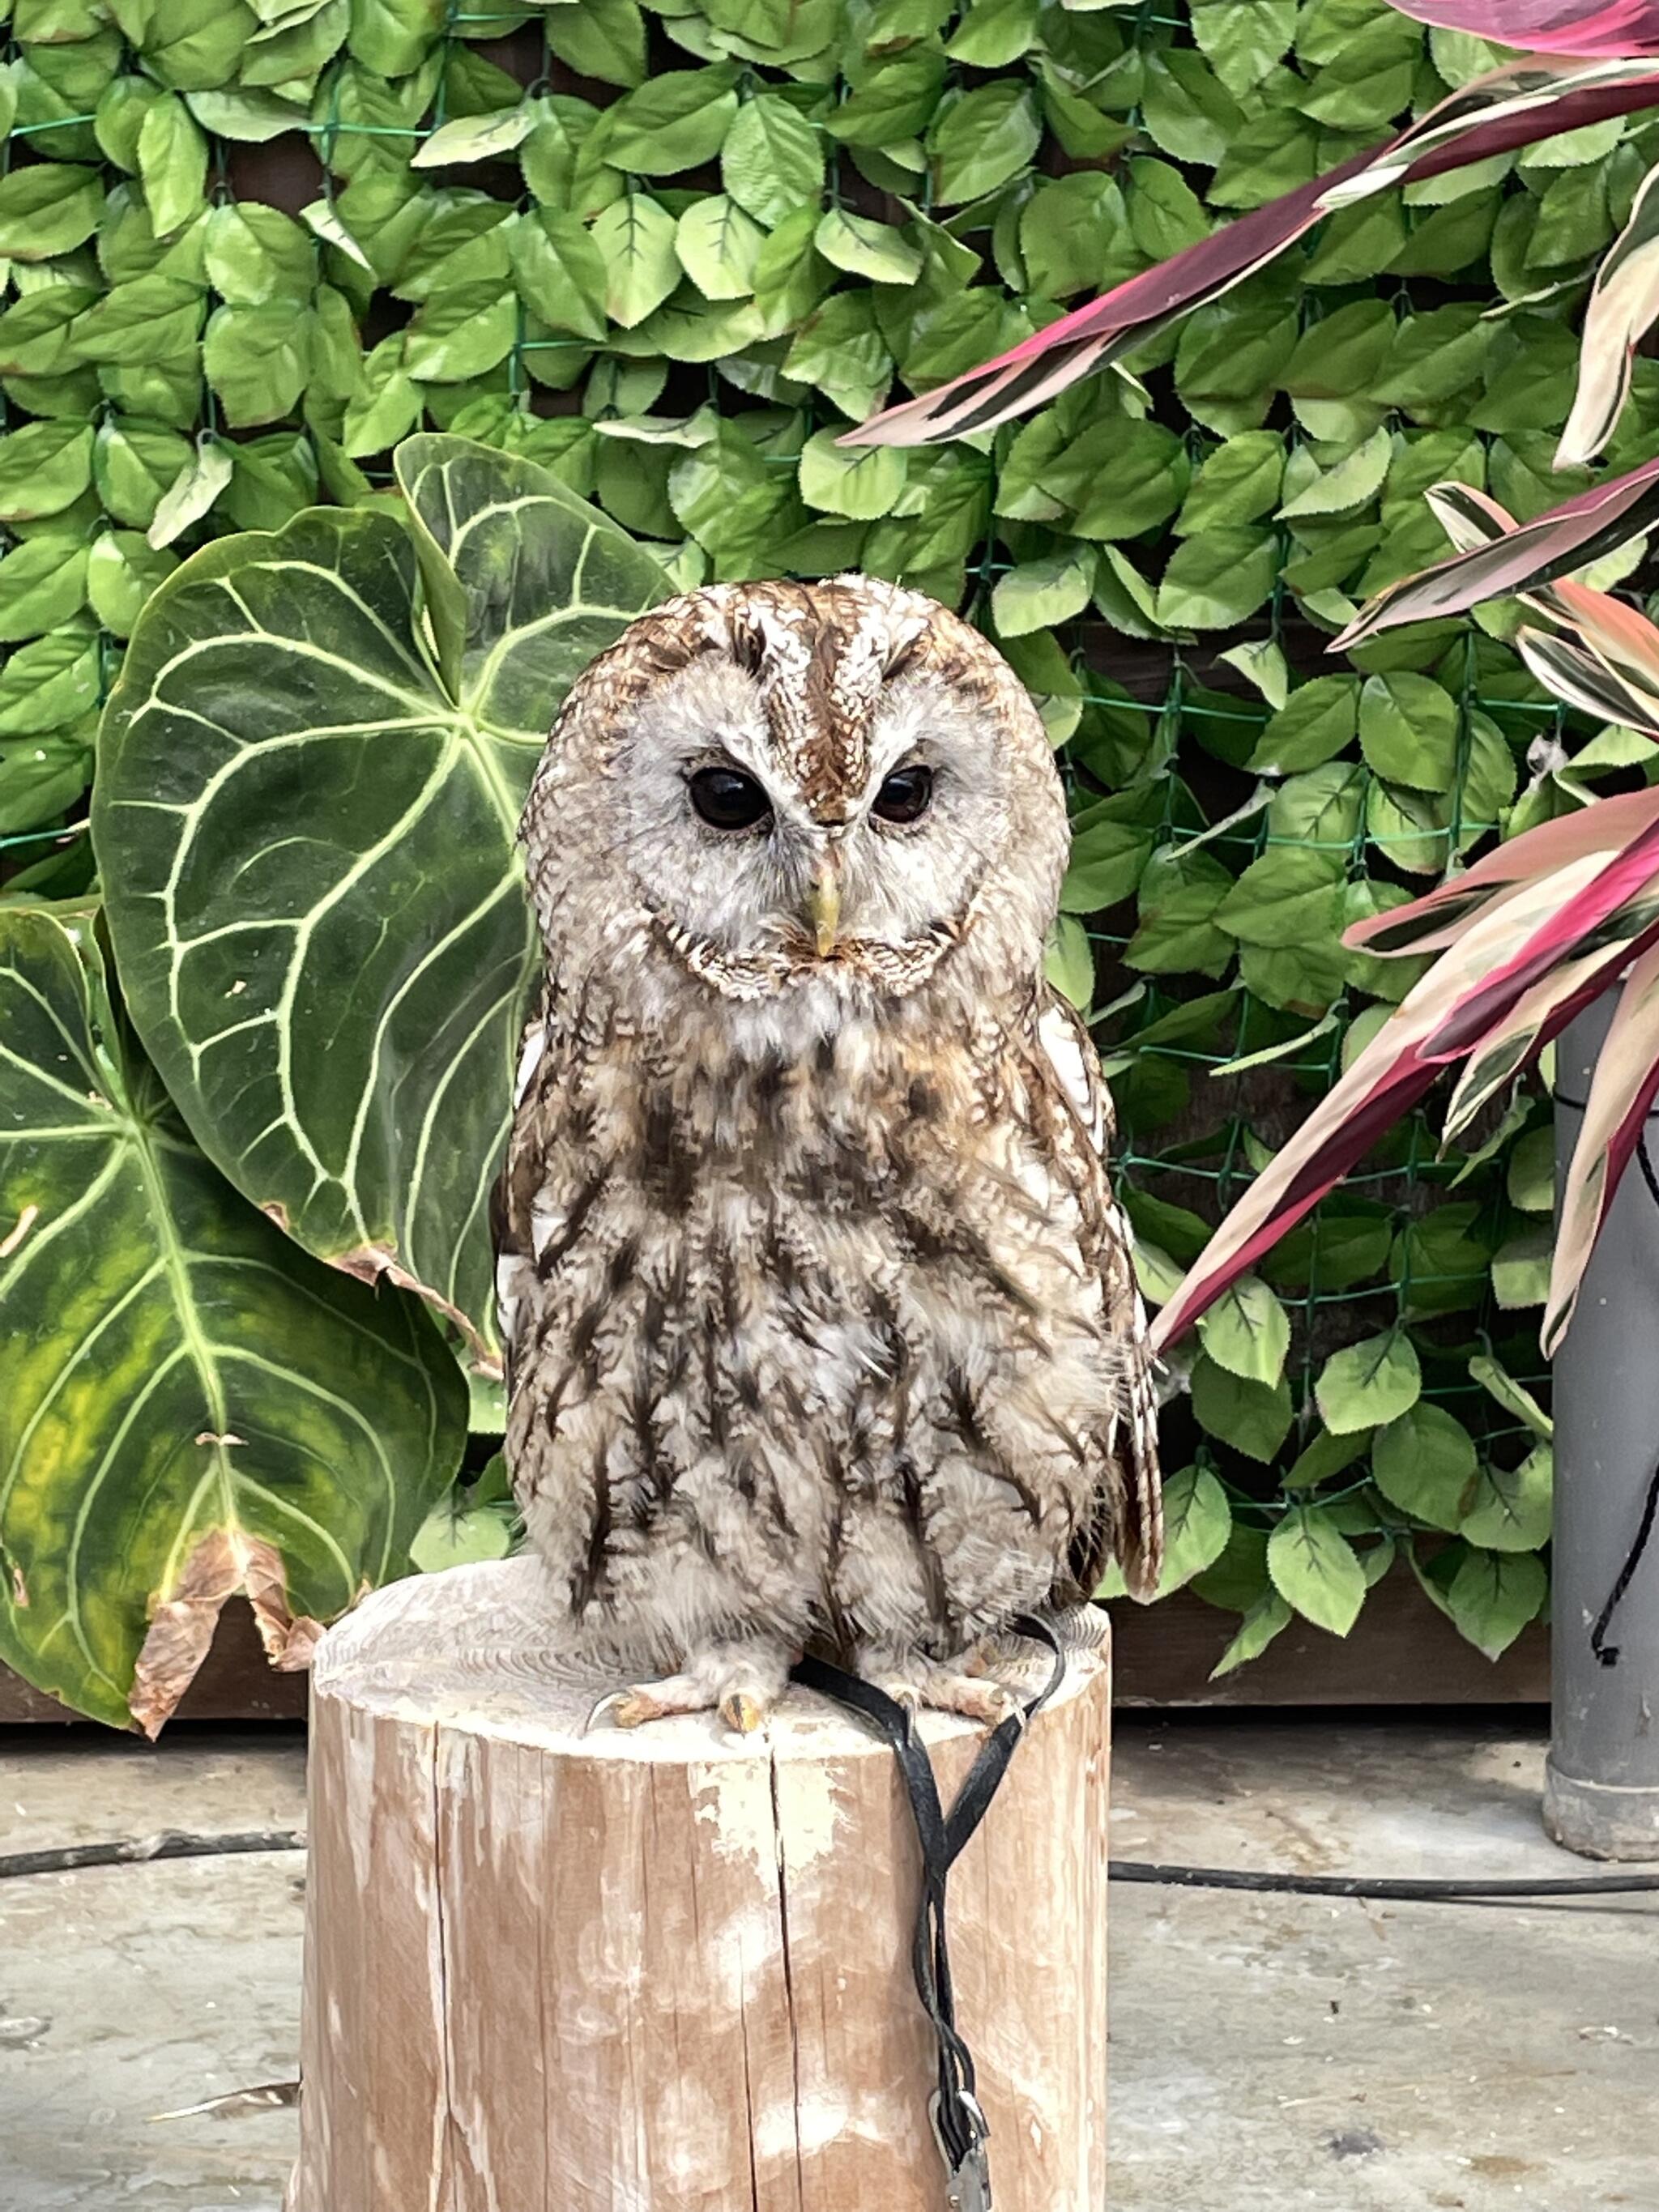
<box><xmin>285</xmin><ymin>1557</ymin><xmax>1111</xmax><ymax>2212</ymax></box>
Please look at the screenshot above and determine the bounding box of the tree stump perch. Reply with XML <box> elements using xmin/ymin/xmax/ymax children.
<box><xmin>285</xmin><ymin>1557</ymin><xmax>1111</xmax><ymax>2212</ymax></box>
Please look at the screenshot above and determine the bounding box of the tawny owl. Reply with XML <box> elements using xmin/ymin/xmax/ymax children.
<box><xmin>493</xmin><ymin>576</ymin><xmax>1162</xmax><ymax>1732</ymax></box>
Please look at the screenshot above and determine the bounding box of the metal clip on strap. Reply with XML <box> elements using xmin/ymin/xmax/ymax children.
<box><xmin>791</xmin><ymin>1615</ymin><xmax>1067</xmax><ymax>2212</ymax></box>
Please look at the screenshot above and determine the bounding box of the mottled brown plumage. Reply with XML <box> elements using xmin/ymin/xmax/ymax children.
<box><xmin>495</xmin><ymin>578</ymin><xmax>1161</xmax><ymax>1729</ymax></box>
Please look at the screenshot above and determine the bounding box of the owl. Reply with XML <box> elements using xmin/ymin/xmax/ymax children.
<box><xmin>493</xmin><ymin>576</ymin><xmax>1162</xmax><ymax>1733</ymax></box>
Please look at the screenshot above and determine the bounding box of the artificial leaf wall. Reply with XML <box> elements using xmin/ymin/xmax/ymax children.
<box><xmin>2</xmin><ymin>0</ymin><xmax>1623</xmax><ymax>1684</ymax></box>
<box><xmin>0</xmin><ymin>906</ymin><xmax>466</xmax><ymax>1733</ymax></box>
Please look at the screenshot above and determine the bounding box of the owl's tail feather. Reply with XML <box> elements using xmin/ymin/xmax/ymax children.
<box><xmin>1118</xmin><ymin>1349</ymin><xmax>1166</xmax><ymax>1602</ymax></box>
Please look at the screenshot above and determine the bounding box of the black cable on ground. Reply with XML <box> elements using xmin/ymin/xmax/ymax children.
<box><xmin>2</xmin><ymin>1830</ymin><xmax>1657</xmax><ymax>1903</ymax></box>
<box><xmin>0</xmin><ymin>1828</ymin><xmax>304</xmax><ymax>1880</ymax></box>
<box><xmin>1108</xmin><ymin>1860</ymin><xmax>1659</xmax><ymax>1903</ymax></box>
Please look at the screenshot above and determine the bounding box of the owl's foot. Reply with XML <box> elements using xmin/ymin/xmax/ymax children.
<box><xmin>586</xmin><ymin>1639</ymin><xmax>794</xmax><ymax>1737</ymax></box>
<box><xmin>860</xmin><ymin>1644</ymin><xmax>1025</xmax><ymax>1731</ymax></box>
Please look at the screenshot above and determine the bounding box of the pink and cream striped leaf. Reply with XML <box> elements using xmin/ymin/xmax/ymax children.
<box><xmin>1558</xmin><ymin>156</ymin><xmax>1659</xmax><ymax>466</ymax></box>
<box><xmin>1546</xmin><ymin>934</ymin><xmax>1659</xmax><ymax>1352</ymax></box>
<box><xmin>1386</xmin><ymin>2</ymin><xmax>1659</xmax><ymax>54</ymax></box>
<box><xmin>1333</xmin><ymin>455</ymin><xmax>1659</xmax><ymax>647</ymax></box>
<box><xmin>846</xmin><ymin>57</ymin><xmax>1659</xmax><ymax>448</ymax></box>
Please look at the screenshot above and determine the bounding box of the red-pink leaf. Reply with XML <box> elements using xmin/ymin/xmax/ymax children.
<box><xmin>1422</xmin><ymin>812</ymin><xmax>1659</xmax><ymax>1059</ymax></box>
<box><xmin>1333</xmin><ymin>451</ymin><xmax>1659</xmax><ymax>646</ymax></box>
<box><xmin>1343</xmin><ymin>786</ymin><xmax>1659</xmax><ymax>954</ymax></box>
<box><xmin>1388</xmin><ymin>2</ymin><xmax>1659</xmax><ymax>55</ymax></box>
<box><xmin>1545</xmin><ymin>933</ymin><xmax>1659</xmax><ymax>1353</ymax></box>
<box><xmin>847</xmin><ymin>58</ymin><xmax>1659</xmax><ymax>447</ymax></box>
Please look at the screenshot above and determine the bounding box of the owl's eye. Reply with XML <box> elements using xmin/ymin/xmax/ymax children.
<box><xmin>872</xmin><ymin>763</ymin><xmax>933</xmax><ymax>825</ymax></box>
<box><xmin>689</xmin><ymin>765</ymin><xmax>771</xmax><ymax>831</ymax></box>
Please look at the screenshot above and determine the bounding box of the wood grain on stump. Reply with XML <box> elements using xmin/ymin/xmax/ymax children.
<box><xmin>285</xmin><ymin>1557</ymin><xmax>1111</xmax><ymax>2212</ymax></box>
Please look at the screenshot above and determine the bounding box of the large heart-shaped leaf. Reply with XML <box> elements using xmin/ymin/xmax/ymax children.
<box><xmin>0</xmin><ymin>907</ymin><xmax>466</xmax><ymax>1733</ymax></box>
<box><xmin>94</xmin><ymin>436</ymin><xmax>669</xmax><ymax>1362</ymax></box>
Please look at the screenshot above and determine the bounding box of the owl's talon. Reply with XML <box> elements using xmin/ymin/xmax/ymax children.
<box><xmin>584</xmin><ymin>1690</ymin><xmax>626</xmax><ymax>1734</ymax></box>
<box><xmin>719</xmin><ymin>1690</ymin><xmax>767</xmax><ymax>1735</ymax></box>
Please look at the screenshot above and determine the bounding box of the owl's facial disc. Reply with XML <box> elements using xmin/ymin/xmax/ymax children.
<box><xmin>602</xmin><ymin>619</ymin><xmax>1052</xmax><ymax>1003</ymax></box>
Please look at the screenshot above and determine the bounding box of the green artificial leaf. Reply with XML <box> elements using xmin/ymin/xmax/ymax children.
<box><xmin>1445</xmin><ymin>1546</ymin><xmax>1546</xmax><ymax>1659</ymax></box>
<box><xmin>403</xmin><ymin>284</ymin><xmax>516</xmax><ymax>383</ymax></box>
<box><xmin>604</xmin><ymin>68</ymin><xmax>740</xmax><ymax>176</ymax></box>
<box><xmin>1245</xmin><ymin>677</ymin><xmax>1359</xmax><ymax>774</ymax></box>
<box><xmin>1149</xmin><ymin>1462</ymin><xmax>1233</xmax><ymax>1593</ymax></box>
<box><xmin>0</xmin><ymin>164</ymin><xmax>104</xmax><ymax>262</ymax></box>
<box><xmin>412</xmin><ymin>104</ymin><xmax>534</xmax><ymax>169</ymax></box>
<box><xmin>0</xmin><ymin>420</ymin><xmax>95</xmax><ymax>522</ymax></box>
<box><xmin>722</xmin><ymin>94</ymin><xmax>824</xmax><ymax>228</ymax></box>
<box><xmin>1043</xmin><ymin>913</ymin><xmax>1094</xmax><ymax>1010</ymax></box>
<box><xmin>1059</xmin><ymin>791</ymin><xmax>1158</xmax><ymax>911</ymax></box>
<box><xmin>1210</xmin><ymin>1590</ymin><xmax>1294</xmax><ymax>1678</ymax></box>
<box><xmin>544</xmin><ymin>0</ymin><xmax>646</xmax><ymax>88</ymax></box>
<box><xmin>1267</xmin><ymin>1505</ymin><xmax>1367</xmax><ymax>1636</ymax></box>
<box><xmin>136</xmin><ymin>92</ymin><xmax>207</xmax><ymax>238</ymax></box>
<box><xmin>1046</xmin><ymin>420</ymin><xmax>1185</xmax><ymax>541</ymax></box>
<box><xmin>0</xmin><ymin>286</ymin><xmax>96</xmax><ymax>381</ymax></box>
<box><xmin>1190</xmin><ymin>1351</ymin><xmax>1294</xmax><ymax>1462</ymax></box>
<box><xmin>0</xmin><ymin>534</ymin><xmax>90</xmax><ymax>642</ymax></box>
<box><xmin>992</xmin><ymin>543</ymin><xmax>1095</xmax><ymax>638</ymax></box>
<box><xmin>94</xmin><ymin>436</ymin><xmax>668</xmax><ymax>1361</ymax></box>
<box><xmin>1125</xmin><ymin>847</ymin><xmax>1234</xmax><ymax>977</ymax></box>
<box><xmin>0</xmin><ymin>625</ymin><xmax>100</xmax><ymax>735</ymax></box>
<box><xmin>798</xmin><ymin>429</ymin><xmax>906</xmax><ymax>519</ymax></box>
<box><xmin>1315</xmin><ymin>1329</ymin><xmax>1422</xmax><ymax>1435</ymax></box>
<box><xmin>204</xmin><ymin>202</ymin><xmax>314</xmax><ymax>306</ymax></box>
<box><xmin>814</xmin><ymin>207</ymin><xmax>923</xmax><ymax>284</ymax></box>
<box><xmin>342</xmin><ymin>335</ymin><xmax>424</xmax><ymax>458</ymax></box>
<box><xmin>1175</xmin><ymin>431</ymin><xmax>1284</xmax><ymax>535</ymax></box>
<box><xmin>1019</xmin><ymin>173</ymin><xmax>1136</xmax><ymax>301</ymax></box>
<box><xmin>203</xmin><ymin>303</ymin><xmax>309</xmax><ymax>428</ymax></box>
<box><xmin>1277</xmin><ymin>427</ymin><xmax>1392</xmax><ymax>521</ymax></box>
<box><xmin>1372</xmin><ymin>1404</ymin><xmax>1478</xmax><ymax>1531</ymax></box>
<box><xmin>0</xmin><ymin>906</ymin><xmax>465</xmax><ymax>1732</ymax></box>
<box><xmin>676</xmin><ymin>195</ymin><xmax>766</xmax><ymax>300</ymax></box>
<box><xmin>929</xmin><ymin>81</ymin><xmax>1038</xmax><ymax>206</ymax></box>
<box><xmin>1215</xmin><ymin>848</ymin><xmax>1344</xmax><ymax>948</ymax></box>
<box><xmin>93</xmin><ymin>416</ymin><xmax>191</xmax><ymax>530</ymax></box>
<box><xmin>1157</xmin><ymin>527</ymin><xmax>1277</xmax><ymax>629</ymax></box>
<box><xmin>1460</xmin><ymin>1446</ymin><xmax>1552</xmax><ymax>1554</ymax></box>
<box><xmin>1282</xmin><ymin>1424</ymin><xmax>1371</xmax><ymax>1491</ymax></box>
<box><xmin>829</xmin><ymin>46</ymin><xmax>946</xmax><ymax>149</ymax></box>
<box><xmin>72</xmin><ymin>276</ymin><xmax>206</xmax><ymax>368</ymax></box>
<box><xmin>86</xmin><ymin>529</ymin><xmax>177</xmax><ymax>637</ymax></box>
<box><xmin>510</xmin><ymin>209</ymin><xmax>609</xmax><ymax>339</ymax></box>
<box><xmin>1197</xmin><ymin>1275</ymin><xmax>1290</xmax><ymax>1386</ymax></box>
<box><xmin>147</xmin><ymin>433</ymin><xmax>232</xmax><ymax>549</ymax></box>
<box><xmin>1358</xmin><ymin>672</ymin><xmax>1459</xmax><ymax>793</ymax></box>
<box><xmin>593</xmin><ymin>194</ymin><xmax>681</xmax><ymax>330</ymax></box>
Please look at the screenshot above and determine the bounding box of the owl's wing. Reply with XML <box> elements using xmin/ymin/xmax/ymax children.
<box><xmin>488</xmin><ymin>987</ymin><xmax>558</xmax><ymax>1398</ymax></box>
<box><xmin>1035</xmin><ymin>989</ymin><xmax>1165</xmax><ymax>1601</ymax></box>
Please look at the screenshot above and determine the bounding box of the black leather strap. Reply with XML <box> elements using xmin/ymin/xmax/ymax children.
<box><xmin>790</xmin><ymin>1615</ymin><xmax>1067</xmax><ymax>2210</ymax></box>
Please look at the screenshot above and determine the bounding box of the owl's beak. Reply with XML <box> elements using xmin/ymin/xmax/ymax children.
<box><xmin>805</xmin><ymin>856</ymin><xmax>842</xmax><ymax>957</ymax></box>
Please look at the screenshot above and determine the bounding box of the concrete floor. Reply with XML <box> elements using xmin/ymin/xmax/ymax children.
<box><xmin>1</xmin><ymin>1715</ymin><xmax>1653</xmax><ymax>2210</ymax></box>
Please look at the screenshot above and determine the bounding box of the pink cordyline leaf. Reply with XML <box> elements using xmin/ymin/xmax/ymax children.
<box><xmin>1443</xmin><ymin>899</ymin><xmax>1659</xmax><ymax>1137</ymax></box>
<box><xmin>1344</xmin><ymin>786</ymin><xmax>1659</xmax><ymax>955</ymax></box>
<box><xmin>1420</xmin><ymin>803</ymin><xmax>1659</xmax><ymax>1061</ymax></box>
<box><xmin>1149</xmin><ymin>855</ymin><xmax>1618</xmax><ymax>1349</ymax></box>
<box><xmin>1388</xmin><ymin>2</ymin><xmax>1659</xmax><ymax>54</ymax></box>
<box><xmin>1546</xmin><ymin>933</ymin><xmax>1659</xmax><ymax>1352</ymax></box>
<box><xmin>846</xmin><ymin>57</ymin><xmax>1659</xmax><ymax>447</ymax></box>
<box><xmin>1332</xmin><ymin>453</ymin><xmax>1659</xmax><ymax>646</ymax></box>
<box><xmin>1558</xmin><ymin>156</ymin><xmax>1659</xmax><ymax>464</ymax></box>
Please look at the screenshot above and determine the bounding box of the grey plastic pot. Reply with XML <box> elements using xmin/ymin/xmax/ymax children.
<box><xmin>1545</xmin><ymin>993</ymin><xmax>1659</xmax><ymax>1860</ymax></box>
